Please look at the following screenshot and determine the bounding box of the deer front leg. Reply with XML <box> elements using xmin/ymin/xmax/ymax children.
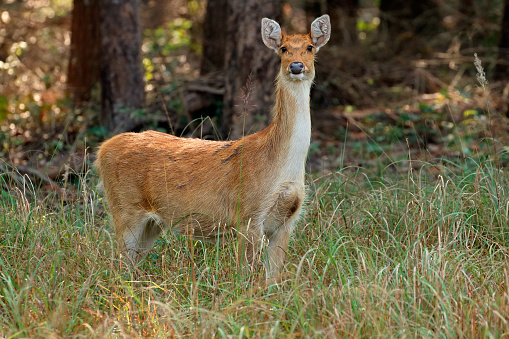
<box><xmin>235</xmin><ymin>221</ymin><xmax>264</xmax><ymax>274</ymax></box>
<box><xmin>263</xmin><ymin>183</ymin><xmax>305</xmax><ymax>282</ymax></box>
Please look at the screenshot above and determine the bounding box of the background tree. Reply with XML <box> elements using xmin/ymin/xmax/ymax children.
<box><xmin>303</xmin><ymin>0</ymin><xmax>358</xmax><ymax>46</ymax></box>
<box><xmin>379</xmin><ymin>0</ymin><xmax>441</xmax><ymax>51</ymax></box>
<box><xmin>100</xmin><ymin>0</ymin><xmax>145</xmax><ymax>133</ymax></box>
<box><xmin>222</xmin><ymin>0</ymin><xmax>281</xmax><ymax>139</ymax></box>
<box><xmin>67</xmin><ymin>0</ymin><xmax>101</xmax><ymax>104</ymax></box>
<box><xmin>328</xmin><ymin>0</ymin><xmax>359</xmax><ymax>46</ymax></box>
<box><xmin>200</xmin><ymin>0</ymin><xmax>228</xmax><ymax>75</ymax></box>
<box><xmin>496</xmin><ymin>0</ymin><xmax>509</xmax><ymax>81</ymax></box>
<box><xmin>68</xmin><ymin>0</ymin><xmax>145</xmax><ymax>133</ymax></box>
<box><xmin>457</xmin><ymin>0</ymin><xmax>475</xmax><ymax>29</ymax></box>
<box><xmin>140</xmin><ymin>0</ymin><xmax>171</xmax><ymax>30</ymax></box>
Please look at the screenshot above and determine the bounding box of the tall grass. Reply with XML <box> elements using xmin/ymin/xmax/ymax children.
<box><xmin>1</xmin><ymin>150</ymin><xmax>509</xmax><ymax>337</ymax></box>
<box><xmin>2</xmin><ymin>56</ymin><xmax>509</xmax><ymax>337</ymax></box>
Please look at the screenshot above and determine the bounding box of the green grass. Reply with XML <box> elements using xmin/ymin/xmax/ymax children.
<box><xmin>1</xmin><ymin>152</ymin><xmax>509</xmax><ymax>338</ymax></box>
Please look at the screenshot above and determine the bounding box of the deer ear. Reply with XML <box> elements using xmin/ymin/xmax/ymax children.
<box><xmin>261</xmin><ymin>18</ymin><xmax>282</xmax><ymax>51</ymax></box>
<box><xmin>310</xmin><ymin>15</ymin><xmax>331</xmax><ymax>51</ymax></box>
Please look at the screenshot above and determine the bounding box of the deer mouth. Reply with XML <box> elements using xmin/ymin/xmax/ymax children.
<box><xmin>289</xmin><ymin>73</ymin><xmax>306</xmax><ymax>80</ymax></box>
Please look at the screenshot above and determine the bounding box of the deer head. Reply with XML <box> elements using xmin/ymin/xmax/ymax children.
<box><xmin>261</xmin><ymin>15</ymin><xmax>331</xmax><ymax>82</ymax></box>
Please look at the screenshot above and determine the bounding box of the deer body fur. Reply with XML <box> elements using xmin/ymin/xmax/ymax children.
<box><xmin>95</xmin><ymin>15</ymin><xmax>331</xmax><ymax>280</ymax></box>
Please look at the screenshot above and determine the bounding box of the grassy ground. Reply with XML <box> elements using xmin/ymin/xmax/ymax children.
<box><xmin>1</xmin><ymin>146</ymin><xmax>509</xmax><ymax>337</ymax></box>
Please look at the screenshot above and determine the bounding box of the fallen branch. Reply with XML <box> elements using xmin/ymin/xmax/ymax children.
<box><xmin>0</xmin><ymin>161</ymin><xmax>61</xmax><ymax>190</ymax></box>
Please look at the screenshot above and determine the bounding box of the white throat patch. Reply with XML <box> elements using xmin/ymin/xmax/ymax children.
<box><xmin>281</xmin><ymin>80</ymin><xmax>312</xmax><ymax>181</ymax></box>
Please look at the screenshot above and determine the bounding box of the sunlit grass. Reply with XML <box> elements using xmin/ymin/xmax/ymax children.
<box><xmin>1</xmin><ymin>151</ymin><xmax>509</xmax><ymax>337</ymax></box>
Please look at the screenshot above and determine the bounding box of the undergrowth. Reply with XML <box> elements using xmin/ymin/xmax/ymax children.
<box><xmin>1</xmin><ymin>148</ymin><xmax>509</xmax><ymax>337</ymax></box>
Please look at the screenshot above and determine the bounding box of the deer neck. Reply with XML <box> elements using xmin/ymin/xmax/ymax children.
<box><xmin>266</xmin><ymin>74</ymin><xmax>313</xmax><ymax>181</ymax></box>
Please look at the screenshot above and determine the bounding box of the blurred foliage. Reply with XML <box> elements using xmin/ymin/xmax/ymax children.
<box><xmin>143</xmin><ymin>18</ymin><xmax>198</xmax><ymax>58</ymax></box>
<box><xmin>142</xmin><ymin>17</ymin><xmax>198</xmax><ymax>84</ymax></box>
<box><xmin>0</xmin><ymin>0</ymin><xmax>73</xmax><ymax>161</ymax></box>
<box><xmin>141</xmin><ymin>13</ymin><xmax>205</xmax><ymax>135</ymax></box>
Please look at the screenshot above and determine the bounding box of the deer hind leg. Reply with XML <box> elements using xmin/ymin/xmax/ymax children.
<box><xmin>264</xmin><ymin>184</ymin><xmax>305</xmax><ymax>281</ymax></box>
<box><xmin>114</xmin><ymin>210</ymin><xmax>164</xmax><ymax>264</ymax></box>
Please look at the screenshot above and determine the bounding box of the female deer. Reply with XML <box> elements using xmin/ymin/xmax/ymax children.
<box><xmin>95</xmin><ymin>15</ymin><xmax>331</xmax><ymax>281</ymax></box>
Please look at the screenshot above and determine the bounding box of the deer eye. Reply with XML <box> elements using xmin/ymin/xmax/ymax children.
<box><xmin>281</xmin><ymin>47</ymin><xmax>287</xmax><ymax>53</ymax></box>
<box><xmin>307</xmin><ymin>45</ymin><xmax>313</xmax><ymax>52</ymax></box>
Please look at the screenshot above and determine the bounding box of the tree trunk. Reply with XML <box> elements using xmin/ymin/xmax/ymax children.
<box><xmin>222</xmin><ymin>0</ymin><xmax>281</xmax><ymax>139</ymax></box>
<box><xmin>496</xmin><ymin>0</ymin><xmax>509</xmax><ymax>81</ymax></box>
<box><xmin>328</xmin><ymin>0</ymin><xmax>359</xmax><ymax>46</ymax></box>
<box><xmin>140</xmin><ymin>0</ymin><xmax>170</xmax><ymax>30</ymax></box>
<box><xmin>67</xmin><ymin>0</ymin><xmax>101</xmax><ymax>104</ymax></box>
<box><xmin>457</xmin><ymin>0</ymin><xmax>475</xmax><ymax>28</ymax></box>
<box><xmin>100</xmin><ymin>0</ymin><xmax>145</xmax><ymax>133</ymax></box>
<box><xmin>380</xmin><ymin>0</ymin><xmax>441</xmax><ymax>36</ymax></box>
<box><xmin>305</xmin><ymin>0</ymin><xmax>323</xmax><ymax>28</ymax></box>
<box><xmin>201</xmin><ymin>0</ymin><xmax>228</xmax><ymax>75</ymax></box>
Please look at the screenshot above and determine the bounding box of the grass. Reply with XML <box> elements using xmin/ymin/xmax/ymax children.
<box><xmin>1</xmin><ymin>55</ymin><xmax>508</xmax><ymax>337</ymax></box>
<box><xmin>1</xmin><ymin>149</ymin><xmax>509</xmax><ymax>337</ymax></box>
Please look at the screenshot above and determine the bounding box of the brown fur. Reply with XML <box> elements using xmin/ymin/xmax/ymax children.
<box><xmin>95</xmin><ymin>15</ymin><xmax>331</xmax><ymax>281</ymax></box>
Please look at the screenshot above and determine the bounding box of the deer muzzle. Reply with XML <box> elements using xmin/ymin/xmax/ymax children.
<box><xmin>289</xmin><ymin>62</ymin><xmax>304</xmax><ymax>74</ymax></box>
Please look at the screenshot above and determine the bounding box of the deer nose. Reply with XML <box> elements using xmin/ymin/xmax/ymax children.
<box><xmin>289</xmin><ymin>62</ymin><xmax>304</xmax><ymax>74</ymax></box>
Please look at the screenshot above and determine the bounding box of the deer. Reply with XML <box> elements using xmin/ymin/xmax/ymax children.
<box><xmin>95</xmin><ymin>15</ymin><xmax>331</xmax><ymax>282</ymax></box>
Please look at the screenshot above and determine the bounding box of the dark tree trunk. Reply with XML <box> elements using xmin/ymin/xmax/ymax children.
<box><xmin>305</xmin><ymin>0</ymin><xmax>323</xmax><ymax>28</ymax></box>
<box><xmin>496</xmin><ymin>0</ymin><xmax>509</xmax><ymax>80</ymax></box>
<box><xmin>67</xmin><ymin>0</ymin><xmax>101</xmax><ymax>104</ymax></box>
<box><xmin>100</xmin><ymin>0</ymin><xmax>145</xmax><ymax>133</ymax></box>
<box><xmin>140</xmin><ymin>0</ymin><xmax>169</xmax><ymax>29</ymax></box>
<box><xmin>328</xmin><ymin>0</ymin><xmax>359</xmax><ymax>46</ymax></box>
<box><xmin>457</xmin><ymin>0</ymin><xmax>475</xmax><ymax>28</ymax></box>
<box><xmin>380</xmin><ymin>0</ymin><xmax>441</xmax><ymax>36</ymax></box>
<box><xmin>222</xmin><ymin>0</ymin><xmax>281</xmax><ymax>139</ymax></box>
<box><xmin>201</xmin><ymin>0</ymin><xmax>228</xmax><ymax>75</ymax></box>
